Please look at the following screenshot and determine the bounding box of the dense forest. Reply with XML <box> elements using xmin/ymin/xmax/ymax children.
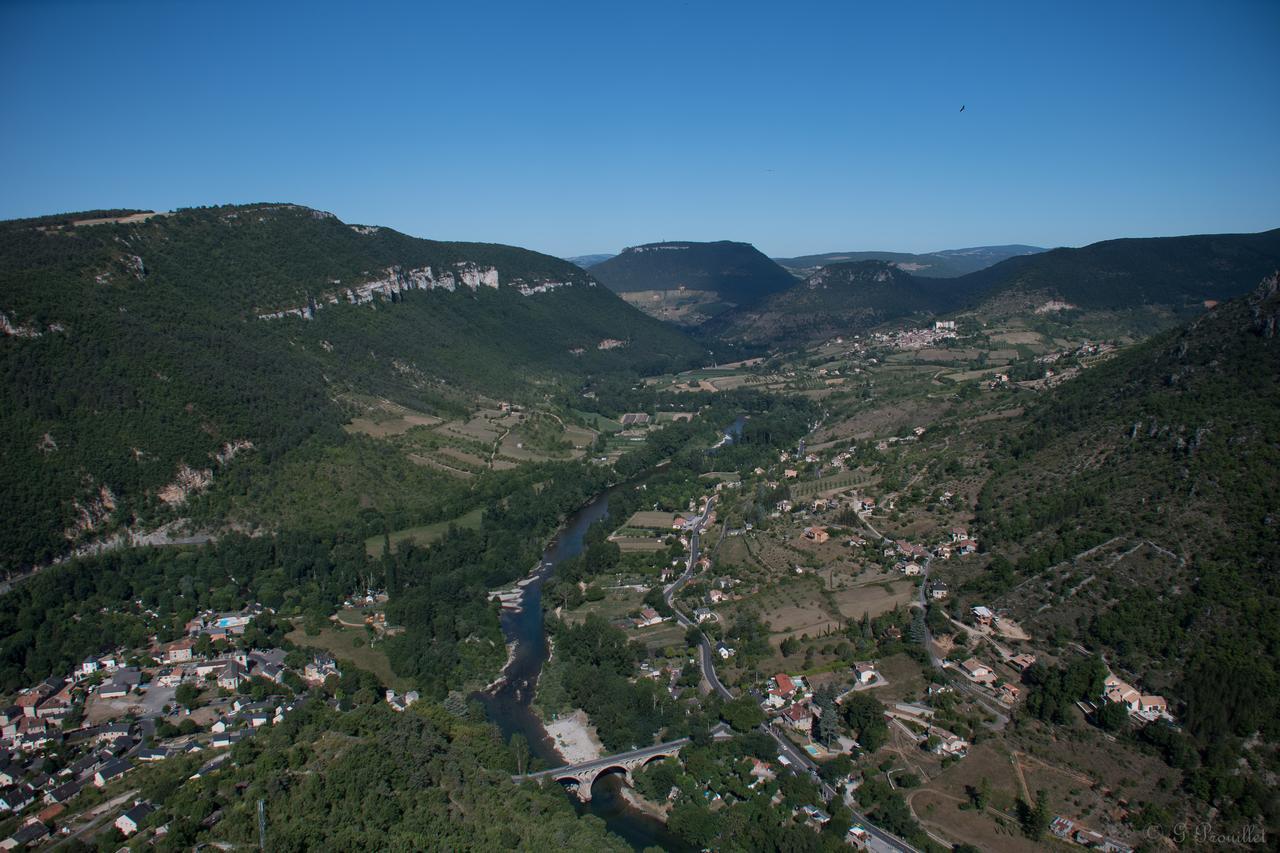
<box><xmin>0</xmin><ymin>204</ymin><xmax>707</xmax><ymax>570</ymax></box>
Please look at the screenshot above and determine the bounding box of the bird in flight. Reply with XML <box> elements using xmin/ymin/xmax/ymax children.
<box><xmin>960</xmin><ymin>105</ymin><xmax>966</xmax><ymax>112</ymax></box>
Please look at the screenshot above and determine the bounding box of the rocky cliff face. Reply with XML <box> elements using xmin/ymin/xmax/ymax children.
<box><xmin>257</xmin><ymin>262</ymin><xmax>584</xmax><ymax>320</ymax></box>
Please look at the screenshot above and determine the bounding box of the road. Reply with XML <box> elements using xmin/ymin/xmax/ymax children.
<box><xmin>663</xmin><ymin>497</ymin><xmax>917</xmax><ymax>853</ymax></box>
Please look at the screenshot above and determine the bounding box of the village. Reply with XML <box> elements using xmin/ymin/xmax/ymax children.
<box><xmin>0</xmin><ymin>597</ymin><xmax>421</xmax><ymax>849</ymax></box>
<box><xmin>542</xmin><ymin>382</ymin><xmax>1186</xmax><ymax>852</ymax></box>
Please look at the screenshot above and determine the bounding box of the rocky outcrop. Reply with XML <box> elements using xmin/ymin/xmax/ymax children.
<box><xmin>157</xmin><ymin>463</ymin><xmax>214</xmax><ymax>506</ymax></box>
<box><xmin>257</xmin><ymin>262</ymin><xmax>584</xmax><ymax>320</ymax></box>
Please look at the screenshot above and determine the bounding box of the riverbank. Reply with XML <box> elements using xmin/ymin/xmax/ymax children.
<box><xmin>544</xmin><ymin>708</ymin><xmax>604</xmax><ymax>765</ymax></box>
<box><xmin>619</xmin><ymin>786</ymin><xmax>669</xmax><ymax>821</ymax></box>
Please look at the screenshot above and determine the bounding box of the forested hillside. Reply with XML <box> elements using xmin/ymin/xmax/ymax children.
<box><xmin>0</xmin><ymin>204</ymin><xmax>705</xmax><ymax>570</ymax></box>
<box><xmin>976</xmin><ymin>275</ymin><xmax>1280</xmax><ymax>802</ymax></box>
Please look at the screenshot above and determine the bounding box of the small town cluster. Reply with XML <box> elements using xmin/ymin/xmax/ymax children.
<box><xmin>0</xmin><ymin>602</ymin><xmax>412</xmax><ymax>848</ymax></box>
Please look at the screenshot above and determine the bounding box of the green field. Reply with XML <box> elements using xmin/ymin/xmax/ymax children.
<box><xmin>285</xmin><ymin>622</ymin><xmax>412</xmax><ymax>691</ymax></box>
<box><xmin>571</xmin><ymin>409</ymin><xmax>624</xmax><ymax>433</ymax></box>
<box><xmin>364</xmin><ymin>506</ymin><xmax>485</xmax><ymax>556</ymax></box>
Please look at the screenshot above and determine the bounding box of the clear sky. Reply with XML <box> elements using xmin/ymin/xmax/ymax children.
<box><xmin>2</xmin><ymin>0</ymin><xmax>1278</xmax><ymax>258</ymax></box>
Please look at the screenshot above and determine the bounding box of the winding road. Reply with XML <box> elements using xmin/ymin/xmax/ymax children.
<box><xmin>663</xmin><ymin>497</ymin><xmax>918</xmax><ymax>853</ymax></box>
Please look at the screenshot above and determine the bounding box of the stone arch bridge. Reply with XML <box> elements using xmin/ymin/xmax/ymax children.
<box><xmin>512</xmin><ymin>737</ymin><xmax>689</xmax><ymax>802</ymax></box>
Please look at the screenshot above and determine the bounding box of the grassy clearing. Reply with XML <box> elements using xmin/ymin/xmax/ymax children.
<box><xmin>626</xmin><ymin>510</ymin><xmax>679</xmax><ymax>529</ymax></box>
<box><xmin>832</xmin><ymin>579</ymin><xmax>915</xmax><ymax>620</ymax></box>
<box><xmin>286</xmin><ymin>622</ymin><xmax>412</xmax><ymax>691</ymax></box>
<box><xmin>364</xmin><ymin>506</ymin><xmax>485</xmax><ymax>556</ymax></box>
<box><xmin>560</xmin><ymin>588</ymin><xmax>646</xmax><ymax>624</ymax></box>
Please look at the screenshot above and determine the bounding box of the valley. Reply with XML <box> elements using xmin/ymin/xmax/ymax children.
<box><xmin>1</xmin><ymin>209</ymin><xmax>1276</xmax><ymax>853</ymax></box>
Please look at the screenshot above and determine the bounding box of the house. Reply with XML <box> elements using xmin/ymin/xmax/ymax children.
<box><xmin>971</xmin><ymin>605</ymin><xmax>995</xmax><ymax>626</ymax></box>
<box><xmin>950</xmin><ymin>527</ymin><xmax>968</xmax><ymax>542</ymax></box>
<box><xmin>256</xmin><ymin>662</ymin><xmax>286</xmax><ymax>684</ymax></box>
<box><xmin>933</xmin><ymin>734</ymin><xmax>970</xmax><ymax>757</ymax></box>
<box><xmin>853</xmin><ymin>663</ymin><xmax>878</xmax><ymax>685</ymax></box>
<box><xmin>217</xmin><ymin>662</ymin><xmax>244</xmax><ymax>691</ymax></box>
<box><xmin>385</xmin><ymin>690</ymin><xmax>420</xmax><ymax>713</ymax></box>
<box><xmin>46</xmin><ymin>779</ymin><xmax>85</xmax><ymax>806</ymax></box>
<box><xmin>959</xmin><ymin>658</ymin><xmax>996</xmax><ymax>685</ymax></box>
<box><xmin>783</xmin><ymin>704</ymin><xmax>813</xmax><ymax>732</ymax></box>
<box><xmin>1</xmin><ymin>821</ymin><xmax>49</xmax><ymax>850</ymax></box>
<box><xmin>748</xmin><ymin>757</ymin><xmax>775</xmax><ymax>781</ymax></box>
<box><xmin>303</xmin><ymin>655</ymin><xmax>340</xmax><ymax>686</ymax></box>
<box><xmin>716</xmin><ymin>643</ymin><xmax>735</xmax><ymax>660</ymax></box>
<box><xmin>858</xmin><ymin>497</ymin><xmax>876</xmax><ymax>512</ymax></box>
<box><xmin>775</xmin><ymin>499</ymin><xmax>793</xmax><ymax>513</ymax></box>
<box><xmin>1139</xmin><ymin>695</ymin><xmax>1168</xmax><ymax>716</ymax></box>
<box><xmin>1000</xmin><ymin>683</ymin><xmax>1022</xmax><ymax>703</ymax></box>
<box><xmin>1009</xmin><ymin>653</ymin><xmax>1037</xmax><ymax>671</ymax></box>
<box><xmin>927</xmin><ymin>579</ymin><xmax>949</xmax><ymax>600</ymax></box>
<box><xmin>93</xmin><ymin>758</ymin><xmax>132</xmax><ymax>788</ymax></box>
<box><xmin>97</xmin><ymin>723</ymin><xmax>131</xmax><ymax>744</ymax></box>
<box><xmin>901</xmin><ymin>562</ymin><xmax>922</xmax><ymax>576</ymax></box>
<box><xmin>955</xmin><ymin>539</ymin><xmax>978</xmax><ymax>555</ymax></box>
<box><xmin>0</xmin><ymin>785</ymin><xmax>35</xmax><ymax>812</ymax></box>
<box><xmin>165</xmin><ymin>638</ymin><xmax>196</xmax><ymax>663</ymax></box>
<box><xmin>846</xmin><ymin>824</ymin><xmax>871</xmax><ymax>847</ymax></box>
<box><xmin>708</xmin><ymin>589</ymin><xmax>728</xmax><ymax>604</ymax></box>
<box><xmin>78</xmin><ymin>658</ymin><xmax>101</xmax><ymax>678</ymax></box>
<box><xmin>783</xmin><ymin>469</ymin><xmax>798</xmax><ymax>479</ymax></box>
<box><xmin>803</xmin><ymin>526</ymin><xmax>829</xmax><ymax>544</ymax></box>
<box><xmin>137</xmin><ymin>748</ymin><xmax>169</xmax><ymax>763</ymax></box>
<box><xmin>161</xmin><ymin>666</ymin><xmax>189</xmax><ymax>688</ymax></box>
<box><xmin>635</xmin><ymin>608</ymin><xmax>663</xmax><ymax>628</ymax></box>
<box><xmin>801</xmin><ymin>804</ymin><xmax>831</xmax><ymax>826</ymax></box>
<box><xmin>1104</xmin><ymin>675</ymin><xmax>1142</xmax><ymax>712</ymax></box>
<box><xmin>116</xmin><ymin>802</ymin><xmax>157</xmax><ymax>836</ymax></box>
<box><xmin>693</xmin><ymin>608</ymin><xmax>717</xmax><ymax>624</ymax></box>
<box><xmin>99</xmin><ymin>667</ymin><xmax>141</xmax><ymax>698</ymax></box>
<box><xmin>35</xmin><ymin>687</ymin><xmax>72</xmax><ymax>720</ymax></box>
<box><xmin>773</xmin><ymin>673</ymin><xmax>796</xmax><ymax>697</ymax></box>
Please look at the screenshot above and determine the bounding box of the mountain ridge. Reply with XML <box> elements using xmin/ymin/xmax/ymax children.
<box><xmin>716</xmin><ymin>228</ymin><xmax>1280</xmax><ymax>344</ymax></box>
<box><xmin>774</xmin><ymin>244</ymin><xmax>1046</xmax><ymax>278</ymax></box>
<box><xmin>0</xmin><ymin>203</ymin><xmax>706</xmax><ymax>569</ymax></box>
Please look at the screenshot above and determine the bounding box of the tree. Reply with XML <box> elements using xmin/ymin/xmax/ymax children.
<box><xmin>841</xmin><ymin>692</ymin><xmax>888</xmax><ymax>753</ymax></box>
<box><xmin>1096</xmin><ymin>699</ymin><xmax>1129</xmax><ymax>732</ymax></box>
<box><xmin>722</xmin><ymin>696</ymin><xmax>765</xmax><ymax>733</ymax></box>
<box><xmin>175</xmin><ymin>682</ymin><xmax>201</xmax><ymax>710</ymax></box>
<box><xmin>1018</xmin><ymin>790</ymin><xmax>1051</xmax><ymax>840</ymax></box>
<box><xmin>510</xmin><ymin>733</ymin><xmax>530</xmax><ymax>775</ymax></box>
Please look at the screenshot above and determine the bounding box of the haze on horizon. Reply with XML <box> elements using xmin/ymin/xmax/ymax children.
<box><xmin>1</xmin><ymin>0</ymin><xmax>1278</xmax><ymax>258</ymax></box>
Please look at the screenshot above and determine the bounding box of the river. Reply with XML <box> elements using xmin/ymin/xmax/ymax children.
<box><xmin>476</xmin><ymin>480</ymin><xmax>688</xmax><ymax>851</ymax></box>
<box><xmin>476</xmin><ymin>416</ymin><xmax>746</xmax><ymax>850</ymax></box>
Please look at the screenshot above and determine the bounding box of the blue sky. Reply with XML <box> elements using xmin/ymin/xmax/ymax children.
<box><xmin>2</xmin><ymin>0</ymin><xmax>1277</xmax><ymax>257</ymax></box>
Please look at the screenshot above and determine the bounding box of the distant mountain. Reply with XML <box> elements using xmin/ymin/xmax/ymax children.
<box><xmin>720</xmin><ymin>229</ymin><xmax>1280</xmax><ymax>344</ymax></box>
<box><xmin>0</xmin><ymin>204</ymin><xmax>705</xmax><ymax>569</ymax></box>
<box><xmin>705</xmin><ymin>260</ymin><xmax>962</xmax><ymax>344</ymax></box>
<box><xmin>565</xmin><ymin>253</ymin><xmax>615</xmax><ymax>269</ymax></box>
<box><xmin>774</xmin><ymin>244</ymin><xmax>1045</xmax><ymax>278</ymax></box>
<box><xmin>589</xmin><ymin>240</ymin><xmax>797</xmax><ymax>325</ymax></box>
